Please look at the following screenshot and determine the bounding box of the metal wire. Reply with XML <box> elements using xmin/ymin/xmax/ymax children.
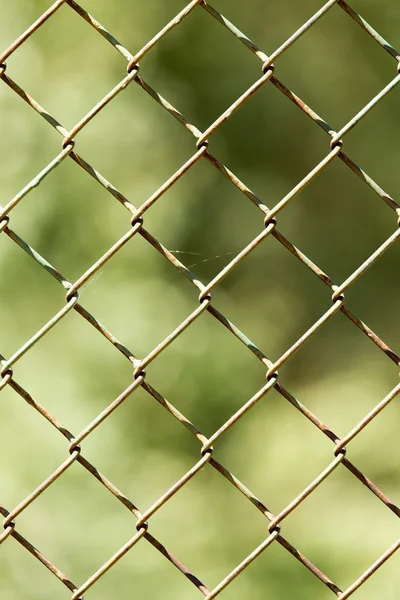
<box><xmin>1</xmin><ymin>0</ymin><xmax>399</xmax><ymax>598</ymax></box>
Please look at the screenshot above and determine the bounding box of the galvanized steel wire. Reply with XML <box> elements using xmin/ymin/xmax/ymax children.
<box><xmin>1</xmin><ymin>0</ymin><xmax>400</xmax><ymax>598</ymax></box>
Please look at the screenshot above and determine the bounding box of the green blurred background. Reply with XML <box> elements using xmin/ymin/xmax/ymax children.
<box><xmin>1</xmin><ymin>0</ymin><xmax>399</xmax><ymax>598</ymax></box>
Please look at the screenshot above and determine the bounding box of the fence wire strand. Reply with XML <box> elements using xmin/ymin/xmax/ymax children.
<box><xmin>1</xmin><ymin>0</ymin><xmax>399</xmax><ymax>598</ymax></box>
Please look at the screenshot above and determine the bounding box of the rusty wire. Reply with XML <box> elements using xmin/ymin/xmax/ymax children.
<box><xmin>1</xmin><ymin>0</ymin><xmax>399</xmax><ymax>598</ymax></box>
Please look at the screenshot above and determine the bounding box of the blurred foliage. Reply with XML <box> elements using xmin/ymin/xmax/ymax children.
<box><xmin>0</xmin><ymin>1</ymin><xmax>399</xmax><ymax>598</ymax></box>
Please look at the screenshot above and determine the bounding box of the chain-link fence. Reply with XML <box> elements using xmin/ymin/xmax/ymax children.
<box><xmin>1</xmin><ymin>1</ymin><xmax>399</xmax><ymax>598</ymax></box>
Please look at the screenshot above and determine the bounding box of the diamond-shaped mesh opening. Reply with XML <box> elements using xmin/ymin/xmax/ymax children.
<box><xmin>274</xmin><ymin>2</ymin><xmax>396</xmax><ymax>127</ymax></box>
<box><xmin>13</xmin><ymin>307</ymin><xmax>134</xmax><ymax>433</ymax></box>
<box><xmin>79</xmin><ymin>232</ymin><xmax>204</xmax><ymax>359</ymax></box>
<box><xmin>212</xmin><ymin>230</ymin><xmax>332</xmax><ymax>363</ymax></box>
<box><xmin>281</xmin><ymin>465</ymin><xmax>399</xmax><ymax>589</ymax></box>
<box><xmin>10</xmin><ymin>157</ymin><xmax>131</xmax><ymax>283</ymax></box>
<box><xmin>281</xmin><ymin>312</ymin><xmax>399</xmax><ymax>431</ymax></box>
<box><xmin>79</xmin><ymin>384</ymin><xmax>203</xmax><ymax>509</ymax></box>
<box><xmin>201</xmin><ymin>79</ymin><xmax>330</xmax><ymax>193</ymax></box>
<box><xmin>213</xmin><ymin>383</ymin><xmax>335</xmax><ymax>512</ymax></box>
<box><xmin>275</xmin><ymin>156</ymin><xmax>397</xmax><ymax>282</ymax></box>
<box><xmin>11</xmin><ymin>462</ymin><xmax>141</xmax><ymax>585</ymax></box>
<box><xmin>148</xmin><ymin>464</ymin><xmax>272</xmax><ymax>591</ymax></box>
<box><xmin>145</xmin><ymin>313</ymin><xmax>265</xmax><ymax>435</ymax></box>
<box><xmin>4</xmin><ymin>157</ymin><xmax>132</xmax><ymax>280</ymax></box>
<box><xmin>68</xmin><ymin>78</ymin><xmax>197</xmax><ymax>196</ymax></box>
<box><xmin>2</xmin><ymin>2</ymin><xmax>128</xmax><ymax>126</ymax></box>
<box><xmin>140</xmin><ymin>4</ymin><xmax>260</xmax><ymax>130</ymax></box>
<box><xmin>140</xmin><ymin>157</ymin><xmax>264</xmax><ymax>281</ymax></box>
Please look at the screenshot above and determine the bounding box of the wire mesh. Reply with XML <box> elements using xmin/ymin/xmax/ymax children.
<box><xmin>1</xmin><ymin>0</ymin><xmax>399</xmax><ymax>598</ymax></box>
